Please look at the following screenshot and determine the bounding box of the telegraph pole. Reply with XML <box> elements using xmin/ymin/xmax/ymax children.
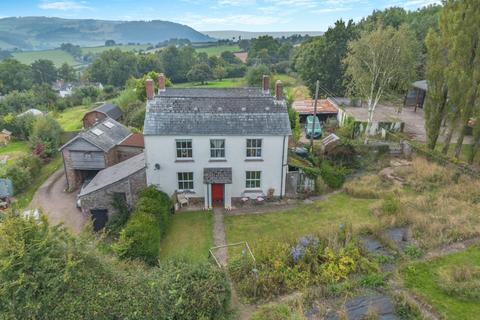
<box><xmin>310</xmin><ymin>80</ymin><xmax>319</xmax><ymax>151</ymax></box>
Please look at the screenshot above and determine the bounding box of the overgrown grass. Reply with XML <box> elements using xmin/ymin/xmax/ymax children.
<box><xmin>402</xmin><ymin>245</ymin><xmax>480</xmax><ymax>319</ymax></box>
<box><xmin>0</xmin><ymin>141</ymin><xmax>30</xmax><ymax>175</ymax></box>
<box><xmin>172</xmin><ymin>77</ymin><xmax>245</xmax><ymax>88</ymax></box>
<box><xmin>52</xmin><ymin>105</ymin><xmax>91</xmax><ymax>131</ymax></box>
<box><xmin>12</xmin><ymin>50</ymin><xmax>79</xmax><ymax>67</ymax></box>
<box><xmin>224</xmin><ymin>193</ymin><xmax>378</xmax><ymax>246</ymax></box>
<box><xmin>14</xmin><ymin>155</ymin><xmax>62</xmax><ymax>208</ymax></box>
<box><xmin>160</xmin><ymin>211</ymin><xmax>213</xmax><ymax>262</ymax></box>
<box><xmin>195</xmin><ymin>45</ymin><xmax>241</xmax><ymax>56</ymax></box>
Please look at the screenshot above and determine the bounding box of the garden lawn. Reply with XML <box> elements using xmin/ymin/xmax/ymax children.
<box><xmin>402</xmin><ymin>245</ymin><xmax>480</xmax><ymax>319</ymax></box>
<box><xmin>224</xmin><ymin>193</ymin><xmax>378</xmax><ymax>246</ymax></box>
<box><xmin>54</xmin><ymin>105</ymin><xmax>91</xmax><ymax>131</ymax></box>
<box><xmin>160</xmin><ymin>211</ymin><xmax>213</xmax><ymax>262</ymax></box>
<box><xmin>173</xmin><ymin>78</ymin><xmax>245</xmax><ymax>88</ymax></box>
<box><xmin>195</xmin><ymin>45</ymin><xmax>241</xmax><ymax>56</ymax></box>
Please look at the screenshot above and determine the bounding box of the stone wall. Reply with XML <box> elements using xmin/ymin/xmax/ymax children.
<box><xmin>62</xmin><ymin>149</ymin><xmax>83</xmax><ymax>190</ymax></box>
<box><xmin>79</xmin><ymin>169</ymin><xmax>146</xmax><ymax>217</ymax></box>
<box><xmin>115</xmin><ymin>145</ymin><xmax>144</xmax><ymax>163</ymax></box>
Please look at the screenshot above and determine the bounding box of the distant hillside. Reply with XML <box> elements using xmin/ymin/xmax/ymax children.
<box><xmin>202</xmin><ymin>30</ymin><xmax>324</xmax><ymax>40</ymax></box>
<box><xmin>0</xmin><ymin>17</ymin><xmax>212</xmax><ymax>50</ymax></box>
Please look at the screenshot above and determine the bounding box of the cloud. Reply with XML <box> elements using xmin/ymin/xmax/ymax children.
<box><xmin>313</xmin><ymin>7</ymin><xmax>352</xmax><ymax>13</ymax></box>
<box><xmin>402</xmin><ymin>0</ymin><xmax>441</xmax><ymax>6</ymax></box>
<box><xmin>176</xmin><ymin>13</ymin><xmax>283</xmax><ymax>29</ymax></box>
<box><xmin>38</xmin><ymin>1</ymin><xmax>90</xmax><ymax>10</ymax></box>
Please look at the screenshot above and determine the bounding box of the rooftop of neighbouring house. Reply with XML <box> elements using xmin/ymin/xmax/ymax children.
<box><xmin>61</xmin><ymin>117</ymin><xmax>131</xmax><ymax>152</ymax></box>
<box><xmin>292</xmin><ymin>99</ymin><xmax>339</xmax><ymax>115</ymax></box>
<box><xmin>120</xmin><ymin>133</ymin><xmax>144</xmax><ymax>148</ymax></box>
<box><xmin>79</xmin><ymin>152</ymin><xmax>145</xmax><ymax>197</ymax></box>
<box><xmin>144</xmin><ymin>87</ymin><xmax>292</xmax><ymax>136</ymax></box>
<box><xmin>85</xmin><ymin>103</ymin><xmax>123</xmax><ymax>120</ymax></box>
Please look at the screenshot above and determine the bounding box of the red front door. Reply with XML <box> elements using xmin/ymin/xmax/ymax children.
<box><xmin>212</xmin><ymin>184</ymin><xmax>224</xmax><ymax>208</ymax></box>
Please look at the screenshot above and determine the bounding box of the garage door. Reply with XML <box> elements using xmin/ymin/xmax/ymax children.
<box><xmin>90</xmin><ymin>209</ymin><xmax>108</xmax><ymax>231</ymax></box>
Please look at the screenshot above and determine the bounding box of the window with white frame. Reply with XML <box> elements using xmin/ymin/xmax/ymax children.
<box><xmin>176</xmin><ymin>139</ymin><xmax>192</xmax><ymax>159</ymax></box>
<box><xmin>246</xmin><ymin>171</ymin><xmax>261</xmax><ymax>189</ymax></box>
<box><xmin>210</xmin><ymin>139</ymin><xmax>225</xmax><ymax>158</ymax></box>
<box><xmin>246</xmin><ymin>139</ymin><xmax>262</xmax><ymax>158</ymax></box>
<box><xmin>177</xmin><ymin>172</ymin><xmax>194</xmax><ymax>190</ymax></box>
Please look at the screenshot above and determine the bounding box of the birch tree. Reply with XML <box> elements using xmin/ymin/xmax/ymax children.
<box><xmin>344</xmin><ymin>24</ymin><xmax>419</xmax><ymax>142</ymax></box>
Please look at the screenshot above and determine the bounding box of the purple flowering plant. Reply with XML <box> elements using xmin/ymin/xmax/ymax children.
<box><xmin>290</xmin><ymin>235</ymin><xmax>320</xmax><ymax>262</ymax></box>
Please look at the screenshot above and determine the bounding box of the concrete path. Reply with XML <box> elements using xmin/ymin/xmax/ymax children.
<box><xmin>30</xmin><ymin>169</ymin><xmax>86</xmax><ymax>234</ymax></box>
<box><xmin>213</xmin><ymin>208</ymin><xmax>228</xmax><ymax>267</ymax></box>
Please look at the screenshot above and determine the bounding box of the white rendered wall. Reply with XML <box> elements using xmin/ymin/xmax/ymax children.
<box><xmin>144</xmin><ymin>135</ymin><xmax>289</xmax><ymax>200</ymax></box>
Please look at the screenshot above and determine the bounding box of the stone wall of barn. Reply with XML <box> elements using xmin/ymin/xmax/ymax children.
<box><xmin>115</xmin><ymin>145</ymin><xmax>144</xmax><ymax>163</ymax></box>
<box><xmin>83</xmin><ymin>111</ymin><xmax>107</xmax><ymax>129</ymax></box>
<box><xmin>79</xmin><ymin>168</ymin><xmax>146</xmax><ymax>217</ymax></box>
<box><xmin>62</xmin><ymin>148</ymin><xmax>83</xmax><ymax>190</ymax></box>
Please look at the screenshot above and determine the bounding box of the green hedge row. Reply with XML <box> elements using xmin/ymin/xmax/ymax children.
<box><xmin>115</xmin><ymin>186</ymin><xmax>172</xmax><ymax>265</ymax></box>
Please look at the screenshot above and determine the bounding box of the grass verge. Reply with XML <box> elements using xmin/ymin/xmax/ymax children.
<box><xmin>53</xmin><ymin>105</ymin><xmax>91</xmax><ymax>131</ymax></box>
<box><xmin>402</xmin><ymin>245</ymin><xmax>480</xmax><ymax>319</ymax></box>
<box><xmin>160</xmin><ymin>210</ymin><xmax>213</xmax><ymax>262</ymax></box>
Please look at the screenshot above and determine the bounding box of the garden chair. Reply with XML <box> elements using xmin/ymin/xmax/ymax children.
<box><xmin>177</xmin><ymin>193</ymin><xmax>189</xmax><ymax>207</ymax></box>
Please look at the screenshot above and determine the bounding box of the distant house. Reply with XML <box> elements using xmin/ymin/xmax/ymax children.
<box><xmin>0</xmin><ymin>129</ymin><xmax>12</xmax><ymax>145</ymax></box>
<box><xmin>404</xmin><ymin>80</ymin><xmax>427</xmax><ymax>111</ymax></box>
<box><xmin>82</xmin><ymin>103</ymin><xmax>123</xmax><ymax>129</ymax></box>
<box><xmin>233</xmin><ymin>52</ymin><xmax>248</xmax><ymax>63</ymax></box>
<box><xmin>60</xmin><ymin>118</ymin><xmax>142</xmax><ymax>190</ymax></box>
<box><xmin>77</xmin><ymin>152</ymin><xmax>146</xmax><ymax>230</ymax></box>
<box><xmin>292</xmin><ymin>99</ymin><xmax>338</xmax><ymax>122</ymax></box>
<box><xmin>17</xmin><ymin>108</ymin><xmax>44</xmax><ymax>118</ymax></box>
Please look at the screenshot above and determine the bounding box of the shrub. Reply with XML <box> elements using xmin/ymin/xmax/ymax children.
<box><xmin>319</xmin><ymin>161</ymin><xmax>345</xmax><ymax>189</ymax></box>
<box><xmin>0</xmin><ymin>214</ymin><xmax>231</xmax><ymax>319</ymax></box>
<box><xmin>5</xmin><ymin>164</ymin><xmax>31</xmax><ymax>194</ymax></box>
<box><xmin>438</xmin><ymin>264</ymin><xmax>480</xmax><ymax>301</ymax></box>
<box><xmin>29</xmin><ymin>115</ymin><xmax>63</xmax><ymax>158</ymax></box>
<box><xmin>136</xmin><ymin>186</ymin><xmax>172</xmax><ymax>237</ymax></box>
<box><xmin>246</xmin><ymin>64</ymin><xmax>270</xmax><ymax>86</ymax></box>
<box><xmin>105</xmin><ymin>193</ymin><xmax>131</xmax><ymax>236</ymax></box>
<box><xmin>115</xmin><ymin>212</ymin><xmax>161</xmax><ymax>265</ymax></box>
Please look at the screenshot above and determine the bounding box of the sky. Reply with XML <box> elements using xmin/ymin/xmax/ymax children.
<box><xmin>0</xmin><ymin>0</ymin><xmax>441</xmax><ymax>31</ymax></box>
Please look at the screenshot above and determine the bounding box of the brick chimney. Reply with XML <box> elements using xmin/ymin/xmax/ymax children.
<box><xmin>158</xmin><ymin>73</ymin><xmax>166</xmax><ymax>92</ymax></box>
<box><xmin>145</xmin><ymin>78</ymin><xmax>154</xmax><ymax>100</ymax></box>
<box><xmin>262</xmin><ymin>75</ymin><xmax>269</xmax><ymax>93</ymax></box>
<box><xmin>275</xmin><ymin>80</ymin><xmax>283</xmax><ymax>100</ymax></box>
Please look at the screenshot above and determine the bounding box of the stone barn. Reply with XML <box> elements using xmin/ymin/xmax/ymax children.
<box><xmin>82</xmin><ymin>103</ymin><xmax>123</xmax><ymax>129</ymax></box>
<box><xmin>78</xmin><ymin>152</ymin><xmax>146</xmax><ymax>230</ymax></box>
<box><xmin>60</xmin><ymin>118</ymin><xmax>133</xmax><ymax>190</ymax></box>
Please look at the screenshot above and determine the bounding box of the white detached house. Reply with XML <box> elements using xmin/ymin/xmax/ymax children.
<box><xmin>143</xmin><ymin>75</ymin><xmax>291</xmax><ymax>209</ymax></box>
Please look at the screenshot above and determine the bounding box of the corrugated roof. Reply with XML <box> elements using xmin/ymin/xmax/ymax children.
<box><xmin>92</xmin><ymin>103</ymin><xmax>123</xmax><ymax>120</ymax></box>
<box><xmin>144</xmin><ymin>88</ymin><xmax>291</xmax><ymax>136</ymax></box>
<box><xmin>79</xmin><ymin>152</ymin><xmax>146</xmax><ymax>197</ymax></box>
<box><xmin>292</xmin><ymin>99</ymin><xmax>338</xmax><ymax>115</ymax></box>
<box><xmin>61</xmin><ymin>118</ymin><xmax>131</xmax><ymax>152</ymax></box>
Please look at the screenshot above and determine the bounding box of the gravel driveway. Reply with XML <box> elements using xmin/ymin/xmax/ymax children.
<box><xmin>30</xmin><ymin>169</ymin><xmax>86</xmax><ymax>233</ymax></box>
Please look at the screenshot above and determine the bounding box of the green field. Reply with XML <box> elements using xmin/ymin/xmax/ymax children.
<box><xmin>402</xmin><ymin>246</ymin><xmax>480</xmax><ymax>319</ymax></box>
<box><xmin>173</xmin><ymin>77</ymin><xmax>245</xmax><ymax>88</ymax></box>
<box><xmin>53</xmin><ymin>105</ymin><xmax>91</xmax><ymax>131</ymax></box>
<box><xmin>224</xmin><ymin>193</ymin><xmax>377</xmax><ymax>245</ymax></box>
<box><xmin>81</xmin><ymin>44</ymin><xmax>150</xmax><ymax>55</ymax></box>
<box><xmin>195</xmin><ymin>45</ymin><xmax>242</xmax><ymax>56</ymax></box>
<box><xmin>160</xmin><ymin>211</ymin><xmax>213</xmax><ymax>262</ymax></box>
<box><xmin>12</xmin><ymin>50</ymin><xmax>79</xmax><ymax>67</ymax></box>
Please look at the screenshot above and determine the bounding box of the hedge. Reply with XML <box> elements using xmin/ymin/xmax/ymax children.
<box><xmin>0</xmin><ymin>215</ymin><xmax>231</xmax><ymax>319</ymax></box>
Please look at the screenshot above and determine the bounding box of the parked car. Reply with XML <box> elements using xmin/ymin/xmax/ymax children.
<box><xmin>76</xmin><ymin>178</ymin><xmax>93</xmax><ymax>208</ymax></box>
<box><xmin>293</xmin><ymin>147</ymin><xmax>309</xmax><ymax>158</ymax></box>
<box><xmin>306</xmin><ymin>115</ymin><xmax>322</xmax><ymax>139</ymax></box>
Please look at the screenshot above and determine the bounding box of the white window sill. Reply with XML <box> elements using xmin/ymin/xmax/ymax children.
<box><xmin>175</xmin><ymin>158</ymin><xmax>194</xmax><ymax>162</ymax></box>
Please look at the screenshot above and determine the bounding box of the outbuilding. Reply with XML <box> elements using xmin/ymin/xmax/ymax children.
<box><xmin>83</xmin><ymin>103</ymin><xmax>123</xmax><ymax>129</ymax></box>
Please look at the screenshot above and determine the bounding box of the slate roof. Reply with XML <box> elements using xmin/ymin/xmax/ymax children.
<box><xmin>79</xmin><ymin>152</ymin><xmax>146</xmax><ymax>197</ymax></box>
<box><xmin>204</xmin><ymin>167</ymin><xmax>232</xmax><ymax>184</ymax></box>
<box><xmin>86</xmin><ymin>103</ymin><xmax>123</xmax><ymax>120</ymax></box>
<box><xmin>144</xmin><ymin>88</ymin><xmax>291</xmax><ymax>136</ymax></box>
<box><xmin>61</xmin><ymin>118</ymin><xmax>131</xmax><ymax>152</ymax></box>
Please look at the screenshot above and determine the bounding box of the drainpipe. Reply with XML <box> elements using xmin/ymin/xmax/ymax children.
<box><xmin>280</xmin><ymin>135</ymin><xmax>286</xmax><ymax>199</ymax></box>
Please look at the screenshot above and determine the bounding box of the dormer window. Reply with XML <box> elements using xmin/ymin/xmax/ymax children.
<box><xmin>176</xmin><ymin>139</ymin><xmax>192</xmax><ymax>159</ymax></box>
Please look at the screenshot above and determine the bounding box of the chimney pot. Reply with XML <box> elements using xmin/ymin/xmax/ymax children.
<box><xmin>145</xmin><ymin>78</ymin><xmax>154</xmax><ymax>100</ymax></box>
<box><xmin>262</xmin><ymin>75</ymin><xmax>270</xmax><ymax>93</ymax></box>
<box><xmin>158</xmin><ymin>73</ymin><xmax>166</xmax><ymax>92</ymax></box>
<box><xmin>275</xmin><ymin>80</ymin><xmax>283</xmax><ymax>100</ymax></box>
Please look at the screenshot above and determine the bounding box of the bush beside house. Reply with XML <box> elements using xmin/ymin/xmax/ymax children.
<box><xmin>115</xmin><ymin>186</ymin><xmax>172</xmax><ymax>265</ymax></box>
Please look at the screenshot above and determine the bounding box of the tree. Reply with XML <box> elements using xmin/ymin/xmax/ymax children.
<box><xmin>220</xmin><ymin>51</ymin><xmax>240</xmax><ymax>64</ymax></box>
<box><xmin>213</xmin><ymin>66</ymin><xmax>227</xmax><ymax>80</ymax></box>
<box><xmin>58</xmin><ymin>63</ymin><xmax>76</xmax><ymax>82</ymax></box>
<box><xmin>424</xmin><ymin>29</ymin><xmax>449</xmax><ymax>150</ymax></box>
<box><xmin>187</xmin><ymin>63</ymin><xmax>213</xmax><ymax>84</ymax></box>
<box><xmin>344</xmin><ymin>24</ymin><xmax>419</xmax><ymax>142</ymax></box>
<box><xmin>248</xmin><ymin>36</ymin><xmax>280</xmax><ymax>65</ymax></box>
<box><xmin>0</xmin><ymin>59</ymin><xmax>33</xmax><ymax>94</ymax></box>
<box><xmin>29</xmin><ymin>115</ymin><xmax>62</xmax><ymax>158</ymax></box>
<box><xmin>31</xmin><ymin>59</ymin><xmax>57</xmax><ymax>84</ymax></box>
<box><xmin>105</xmin><ymin>39</ymin><xmax>116</xmax><ymax>46</ymax></box>
<box><xmin>294</xmin><ymin>20</ymin><xmax>357</xmax><ymax>96</ymax></box>
<box><xmin>238</xmin><ymin>39</ymin><xmax>250</xmax><ymax>51</ymax></box>
<box><xmin>60</xmin><ymin>43</ymin><xmax>82</xmax><ymax>58</ymax></box>
<box><xmin>245</xmin><ymin>64</ymin><xmax>270</xmax><ymax>86</ymax></box>
<box><xmin>88</xmin><ymin>49</ymin><xmax>138</xmax><ymax>87</ymax></box>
